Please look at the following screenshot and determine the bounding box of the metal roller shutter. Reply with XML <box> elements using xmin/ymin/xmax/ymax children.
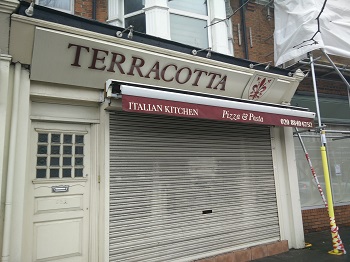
<box><xmin>109</xmin><ymin>112</ymin><xmax>280</xmax><ymax>262</ymax></box>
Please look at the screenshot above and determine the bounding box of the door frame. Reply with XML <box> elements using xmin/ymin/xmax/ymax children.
<box><xmin>21</xmin><ymin>121</ymin><xmax>100</xmax><ymax>262</ymax></box>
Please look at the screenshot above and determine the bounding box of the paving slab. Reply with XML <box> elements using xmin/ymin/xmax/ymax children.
<box><xmin>253</xmin><ymin>226</ymin><xmax>350</xmax><ymax>261</ymax></box>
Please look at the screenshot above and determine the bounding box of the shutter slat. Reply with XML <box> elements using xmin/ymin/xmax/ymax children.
<box><xmin>109</xmin><ymin>112</ymin><xmax>279</xmax><ymax>262</ymax></box>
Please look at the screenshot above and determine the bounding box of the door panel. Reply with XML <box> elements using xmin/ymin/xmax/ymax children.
<box><xmin>33</xmin><ymin>219</ymin><xmax>83</xmax><ymax>261</ymax></box>
<box><xmin>27</xmin><ymin>122</ymin><xmax>91</xmax><ymax>262</ymax></box>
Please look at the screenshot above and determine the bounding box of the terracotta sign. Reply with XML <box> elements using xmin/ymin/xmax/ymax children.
<box><xmin>30</xmin><ymin>28</ymin><xmax>300</xmax><ymax>104</ymax></box>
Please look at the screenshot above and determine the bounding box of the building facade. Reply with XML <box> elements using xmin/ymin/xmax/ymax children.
<box><xmin>0</xmin><ymin>0</ymin><xmax>321</xmax><ymax>261</ymax></box>
<box><xmin>228</xmin><ymin>0</ymin><xmax>350</xmax><ymax>234</ymax></box>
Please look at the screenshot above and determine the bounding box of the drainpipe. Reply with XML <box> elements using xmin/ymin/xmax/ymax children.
<box><xmin>1</xmin><ymin>63</ymin><xmax>21</xmax><ymax>262</ymax></box>
<box><xmin>240</xmin><ymin>0</ymin><xmax>249</xmax><ymax>59</ymax></box>
<box><xmin>92</xmin><ymin>0</ymin><xmax>97</xmax><ymax>20</ymax></box>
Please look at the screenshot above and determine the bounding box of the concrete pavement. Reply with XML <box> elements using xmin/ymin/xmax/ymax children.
<box><xmin>253</xmin><ymin>226</ymin><xmax>350</xmax><ymax>261</ymax></box>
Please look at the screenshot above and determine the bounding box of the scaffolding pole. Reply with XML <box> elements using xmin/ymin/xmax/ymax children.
<box><xmin>320</xmin><ymin>49</ymin><xmax>350</xmax><ymax>108</ymax></box>
<box><xmin>309</xmin><ymin>52</ymin><xmax>346</xmax><ymax>255</ymax></box>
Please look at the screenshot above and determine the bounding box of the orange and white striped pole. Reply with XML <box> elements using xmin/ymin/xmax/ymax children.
<box><xmin>295</xmin><ymin>129</ymin><xmax>346</xmax><ymax>255</ymax></box>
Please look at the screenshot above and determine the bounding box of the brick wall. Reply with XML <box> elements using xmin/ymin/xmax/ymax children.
<box><xmin>302</xmin><ymin>205</ymin><xmax>350</xmax><ymax>233</ymax></box>
<box><xmin>231</xmin><ymin>1</ymin><xmax>274</xmax><ymax>63</ymax></box>
<box><xmin>74</xmin><ymin>0</ymin><xmax>92</xmax><ymax>19</ymax></box>
<box><xmin>95</xmin><ymin>0</ymin><xmax>108</xmax><ymax>22</ymax></box>
<box><xmin>75</xmin><ymin>0</ymin><xmax>108</xmax><ymax>22</ymax></box>
<box><xmin>298</xmin><ymin>77</ymin><xmax>348</xmax><ymax>96</ymax></box>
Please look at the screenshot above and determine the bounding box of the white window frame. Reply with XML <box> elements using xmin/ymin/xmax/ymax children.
<box><xmin>110</xmin><ymin>0</ymin><xmax>233</xmax><ymax>54</ymax></box>
<box><xmin>168</xmin><ymin>6</ymin><xmax>209</xmax><ymax>21</ymax></box>
<box><xmin>255</xmin><ymin>0</ymin><xmax>272</xmax><ymax>5</ymax></box>
<box><xmin>124</xmin><ymin>9</ymin><xmax>145</xmax><ymax>26</ymax></box>
<box><xmin>35</xmin><ymin>0</ymin><xmax>74</xmax><ymax>14</ymax></box>
<box><xmin>107</xmin><ymin>0</ymin><xmax>123</xmax><ymax>26</ymax></box>
<box><xmin>168</xmin><ymin>1</ymin><xmax>212</xmax><ymax>48</ymax></box>
<box><xmin>122</xmin><ymin>0</ymin><xmax>146</xmax><ymax>27</ymax></box>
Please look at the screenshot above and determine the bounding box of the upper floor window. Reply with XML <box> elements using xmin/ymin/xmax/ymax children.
<box><xmin>108</xmin><ymin>0</ymin><xmax>231</xmax><ymax>54</ymax></box>
<box><xmin>124</xmin><ymin>0</ymin><xmax>145</xmax><ymax>14</ymax></box>
<box><xmin>255</xmin><ymin>0</ymin><xmax>272</xmax><ymax>5</ymax></box>
<box><xmin>168</xmin><ymin>0</ymin><xmax>209</xmax><ymax>48</ymax></box>
<box><xmin>123</xmin><ymin>0</ymin><xmax>209</xmax><ymax>49</ymax></box>
<box><xmin>36</xmin><ymin>0</ymin><xmax>74</xmax><ymax>14</ymax></box>
<box><xmin>124</xmin><ymin>0</ymin><xmax>146</xmax><ymax>34</ymax></box>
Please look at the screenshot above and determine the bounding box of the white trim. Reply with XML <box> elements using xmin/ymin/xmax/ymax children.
<box><xmin>89</xmin><ymin>123</ymin><xmax>100</xmax><ymax>261</ymax></box>
<box><xmin>0</xmin><ymin>56</ymin><xmax>12</xmax><ymax>240</ymax></box>
<box><xmin>32</xmin><ymin>178</ymin><xmax>88</xmax><ymax>184</ymax></box>
<box><xmin>282</xmin><ymin>127</ymin><xmax>305</xmax><ymax>248</ymax></box>
<box><xmin>100</xmin><ymin>109</ymin><xmax>110</xmax><ymax>262</ymax></box>
<box><xmin>30</xmin><ymin>115</ymin><xmax>100</xmax><ymax>124</ymax></box>
<box><xmin>124</xmin><ymin>9</ymin><xmax>145</xmax><ymax>19</ymax></box>
<box><xmin>168</xmin><ymin>9</ymin><xmax>208</xmax><ymax>20</ymax></box>
<box><xmin>35</xmin><ymin>0</ymin><xmax>74</xmax><ymax>14</ymax></box>
<box><xmin>0</xmin><ymin>54</ymin><xmax>12</xmax><ymax>61</ymax></box>
<box><xmin>108</xmin><ymin>0</ymin><xmax>123</xmax><ymax>26</ymax></box>
<box><xmin>0</xmin><ymin>0</ymin><xmax>19</xmax><ymax>14</ymax></box>
<box><xmin>144</xmin><ymin>1</ymin><xmax>170</xmax><ymax>38</ymax></box>
<box><xmin>118</xmin><ymin>84</ymin><xmax>315</xmax><ymax>119</ymax></box>
<box><xmin>34</xmin><ymin>128</ymin><xmax>88</xmax><ymax>134</ymax></box>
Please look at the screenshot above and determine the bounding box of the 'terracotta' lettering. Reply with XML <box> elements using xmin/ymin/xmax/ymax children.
<box><xmin>68</xmin><ymin>43</ymin><xmax>227</xmax><ymax>91</ymax></box>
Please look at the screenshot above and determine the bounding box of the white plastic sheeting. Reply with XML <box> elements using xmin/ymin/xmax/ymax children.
<box><xmin>295</xmin><ymin>125</ymin><xmax>350</xmax><ymax>209</ymax></box>
<box><xmin>274</xmin><ymin>0</ymin><xmax>350</xmax><ymax>66</ymax></box>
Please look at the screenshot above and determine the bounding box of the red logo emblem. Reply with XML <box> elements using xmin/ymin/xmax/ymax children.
<box><xmin>249</xmin><ymin>77</ymin><xmax>273</xmax><ymax>100</ymax></box>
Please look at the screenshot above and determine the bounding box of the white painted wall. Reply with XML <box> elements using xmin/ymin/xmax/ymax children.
<box><xmin>1</xmin><ymin>63</ymin><xmax>30</xmax><ymax>262</ymax></box>
<box><xmin>0</xmin><ymin>54</ymin><xmax>13</xmax><ymax>261</ymax></box>
<box><xmin>0</xmin><ymin>1</ymin><xmax>20</xmax><ymax>258</ymax></box>
<box><xmin>0</xmin><ymin>0</ymin><xmax>19</xmax><ymax>54</ymax></box>
<box><xmin>99</xmin><ymin>104</ymin><xmax>110</xmax><ymax>262</ymax></box>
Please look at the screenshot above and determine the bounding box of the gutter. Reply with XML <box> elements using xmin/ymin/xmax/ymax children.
<box><xmin>92</xmin><ymin>0</ymin><xmax>96</xmax><ymax>20</ymax></box>
<box><xmin>240</xmin><ymin>0</ymin><xmax>249</xmax><ymax>59</ymax></box>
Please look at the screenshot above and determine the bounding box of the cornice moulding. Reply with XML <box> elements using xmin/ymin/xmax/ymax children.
<box><xmin>0</xmin><ymin>0</ymin><xmax>19</xmax><ymax>14</ymax></box>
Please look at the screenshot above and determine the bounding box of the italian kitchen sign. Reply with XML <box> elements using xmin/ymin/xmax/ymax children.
<box><xmin>122</xmin><ymin>95</ymin><xmax>314</xmax><ymax>128</ymax></box>
<box><xmin>31</xmin><ymin>28</ymin><xmax>299</xmax><ymax>103</ymax></box>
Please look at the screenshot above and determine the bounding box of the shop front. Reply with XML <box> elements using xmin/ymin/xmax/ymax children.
<box><xmin>106</xmin><ymin>82</ymin><xmax>314</xmax><ymax>261</ymax></box>
<box><xmin>2</xmin><ymin>2</ymin><xmax>314</xmax><ymax>261</ymax></box>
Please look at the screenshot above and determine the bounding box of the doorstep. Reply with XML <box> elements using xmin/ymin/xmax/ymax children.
<box><xmin>195</xmin><ymin>240</ymin><xmax>289</xmax><ymax>262</ymax></box>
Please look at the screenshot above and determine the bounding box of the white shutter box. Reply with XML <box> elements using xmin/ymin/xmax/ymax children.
<box><xmin>109</xmin><ymin>112</ymin><xmax>280</xmax><ymax>262</ymax></box>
